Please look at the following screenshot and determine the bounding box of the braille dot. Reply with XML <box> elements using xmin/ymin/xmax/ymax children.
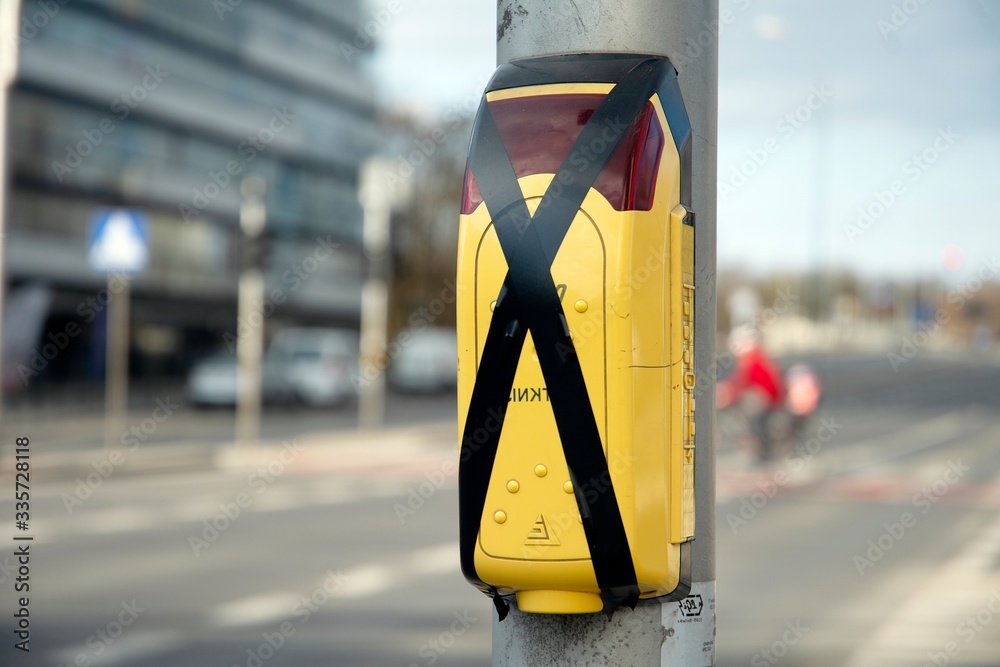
<box><xmin>507</xmin><ymin>480</ymin><xmax>520</xmax><ymax>493</ymax></box>
<box><xmin>563</xmin><ymin>481</ymin><xmax>574</xmax><ymax>494</ymax></box>
<box><xmin>534</xmin><ymin>464</ymin><xmax>547</xmax><ymax>478</ymax></box>
<box><xmin>490</xmin><ymin>300</ymin><xmax>497</xmax><ymax>311</ymax></box>
<box><xmin>575</xmin><ymin>300</ymin><xmax>588</xmax><ymax>313</ymax></box>
<box><xmin>494</xmin><ymin>511</ymin><xmax>507</xmax><ymax>524</ymax></box>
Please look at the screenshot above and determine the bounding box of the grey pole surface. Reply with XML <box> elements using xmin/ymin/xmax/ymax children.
<box><xmin>103</xmin><ymin>277</ymin><xmax>130</xmax><ymax>449</ymax></box>
<box><xmin>357</xmin><ymin>158</ymin><xmax>392</xmax><ymax>430</ymax></box>
<box><xmin>493</xmin><ymin>1</ymin><xmax>718</xmax><ymax>665</ymax></box>
<box><xmin>236</xmin><ymin>175</ymin><xmax>267</xmax><ymax>448</ymax></box>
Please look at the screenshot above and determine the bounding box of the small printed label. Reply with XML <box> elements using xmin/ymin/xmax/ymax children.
<box><xmin>661</xmin><ymin>581</ymin><xmax>715</xmax><ymax>666</ymax></box>
<box><xmin>679</xmin><ymin>594</ymin><xmax>704</xmax><ymax>618</ymax></box>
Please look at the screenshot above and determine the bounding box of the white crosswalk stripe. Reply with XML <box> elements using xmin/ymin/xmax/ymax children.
<box><xmin>206</xmin><ymin>542</ymin><xmax>460</xmax><ymax>627</ymax></box>
<box><xmin>844</xmin><ymin>484</ymin><xmax>1000</xmax><ymax>666</ymax></box>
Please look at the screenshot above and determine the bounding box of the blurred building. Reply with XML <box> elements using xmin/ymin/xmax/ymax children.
<box><xmin>6</xmin><ymin>0</ymin><xmax>376</xmax><ymax>388</ymax></box>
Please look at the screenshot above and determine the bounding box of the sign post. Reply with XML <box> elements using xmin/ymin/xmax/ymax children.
<box><xmin>89</xmin><ymin>210</ymin><xmax>149</xmax><ymax>450</ymax></box>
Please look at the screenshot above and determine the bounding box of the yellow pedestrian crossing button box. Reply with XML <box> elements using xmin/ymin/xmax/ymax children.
<box><xmin>456</xmin><ymin>54</ymin><xmax>696</xmax><ymax>618</ymax></box>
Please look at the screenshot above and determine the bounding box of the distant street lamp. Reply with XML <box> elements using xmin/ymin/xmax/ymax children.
<box><xmin>357</xmin><ymin>158</ymin><xmax>393</xmax><ymax>430</ymax></box>
<box><xmin>236</xmin><ymin>174</ymin><xmax>266</xmax><ymax>447</ymax></box>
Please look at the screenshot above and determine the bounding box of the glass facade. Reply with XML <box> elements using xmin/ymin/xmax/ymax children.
<box><xmin>7</xmin><ymin>0</ymin><xmax>377</xmax><ymax>385</ymax></box>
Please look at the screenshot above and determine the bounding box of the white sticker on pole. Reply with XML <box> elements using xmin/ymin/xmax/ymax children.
<box><xmin>661</xmin><ymin>581</ymin><xmax>716</xmax><ymax>666</ymax></box>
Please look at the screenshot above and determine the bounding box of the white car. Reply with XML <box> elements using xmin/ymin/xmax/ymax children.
<box><xmin>389</xmin><ymin>327</ymin><xmax>457</xmax><ymax>393</ymax></box>
<box><xmin>268</xmin><ymin>328</ymin><xmax>360</xmax><ymax>406</ymax></box>
<box><xmin>186</xmin><ymin>351</ymin><xmax>295</xmax><ymax>407</ymax></box>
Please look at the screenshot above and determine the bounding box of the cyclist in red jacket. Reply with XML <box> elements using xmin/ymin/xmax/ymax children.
<box><xmin>717</xmin><ymin>325</ymin><xmax>785</xmax><ymax>460</ymax></box>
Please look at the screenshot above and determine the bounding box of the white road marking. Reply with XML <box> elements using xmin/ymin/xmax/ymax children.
<box><xmin>72</xmin><ymin>507</ymin><xmax>161</xmax><ymax>534</ymax></box>
<box><xmin>164</xmin><ymin>500</ymin><xmax>223</xmax><ymax>523</ymax></box>
<box><xmin>12</xmin><ymin>473</ymin><xmax>423</xmax><ymax>543</ymax></box>
<box><xmin>335</xmin><ymin>564</ymin><xmax>396</xmax><ymax>599</ymax></box>
<box><xmin>53</xmin><ymin>631</ymin><xmax>182</xmax><ymax>667</ymax></box>
<box><xmin>717</xmin><ymin>409</ymin><xmax>987</xmax><ymax>504</ymax></box>
<box><xmin>844</xmin><ymin>473</ymin><xmax>1000</xmax><ymax>666</ymax></box>
<box><xmin>408</xmin><ymin>541</ymin><xmax>461</xmax><ymax>575</ymax></box>
<box><xmin>251</xmin><ymin>486</ymin><xmax>302</xmax><ymax>512</ymax></box>
<box><xmin>210</xmin><ymin>592</ymin><xmax>302</xmax><ymax>628</ymax></box>
<box><xmin>206</xmin><ymin>541</ymin><xmax>459</xmax><ymax>628</ymax></box>
<box><xmin>305</xmin><ymin>484</ymin><xmax>356</xmax><ymax>505</ymax></box>
<box><xmin>832</xmin><ymin>409</ymin><xmax>986</xmax><ymax>474</ymax></box>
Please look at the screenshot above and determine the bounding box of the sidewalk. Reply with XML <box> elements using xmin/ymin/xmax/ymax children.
<box><xmin>215</xmin><ymin>421</ymin><xmax>457</xmax><ymax>476</ymax></box>
<box><xmin>9</xmin><ymin>420</ymin><xmax>458</xmax><ymax>482</ymax></box>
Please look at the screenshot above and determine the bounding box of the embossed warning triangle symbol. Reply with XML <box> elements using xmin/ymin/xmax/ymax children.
<box><xmin>524</xmin><ymin>514</ymin><xmax>560</xmax><ymax>546</ymax></box>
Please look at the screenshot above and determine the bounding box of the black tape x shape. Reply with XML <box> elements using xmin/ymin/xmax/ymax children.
<box><xmin>459</xmin><ymin>58</ymin><xmax>672</xmax><ymax>620</ymax></box>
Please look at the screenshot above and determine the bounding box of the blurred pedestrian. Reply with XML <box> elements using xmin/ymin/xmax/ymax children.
<box><xmin>717</xmin><ymin>324</ymin><xmax>785</xmax><ymax>460</ymax></box>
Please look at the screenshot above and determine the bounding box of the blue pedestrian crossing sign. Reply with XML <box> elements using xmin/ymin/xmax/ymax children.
<box><xmin>88</xmin><ymin>209</ymin><xmax>149</xmax><ymax>275</ymax></box>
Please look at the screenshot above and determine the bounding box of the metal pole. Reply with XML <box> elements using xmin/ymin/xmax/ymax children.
<box><xmin>104</xmin><ymin>276</ymin><xmax>129</xmax><ymax>449</ymax></box>
<box><xmin>0</xmin><ymin>0</ymin><xmax>24</xmax><ymax>433</ymax></box>
<box><xmin>357</xmin><ymin>158</ymin><xmax>392</xmax><ymax>430</ymax></box>
<box><xmin>236</xmin><ymin>175</ymin><xmax>266</xmax><ymax>447</ymax></box>
<box><xmin>494</xmin><ymin>2</ymin><xmax>718</xmax><ymax>665</ymax></box>
<box><xmin>810</xmin><ymin>76</ymin><xmax>832</xmax><ymax>323</ymax></box>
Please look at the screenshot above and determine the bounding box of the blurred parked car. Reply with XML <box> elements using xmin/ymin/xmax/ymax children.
<box><xmin>268</xmin><ymin>328</ymin><xmax>359</xmax><ymax>406</ymax></box>
<box><xmin>186</xmin><ymin>351</ymin><xmax>295</xmax><ymax>407</ymax></box>
<box><xmin>389</xmin><ymin>327</ymin><xmax>457</xmax><ymax>393</ymax></box>
<box><xmin>187</xmin><ymin>328</ymin><xmax>360</xmax><ymax>407</ymax></box>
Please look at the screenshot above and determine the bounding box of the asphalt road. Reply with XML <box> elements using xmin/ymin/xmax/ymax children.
<box><xmin>0</xmin><ymin>351</ymin><xmax>998</xmax><ymax>666</ymax></box>
<box><xmin>716</xmin><ymin>352</ymin><xmax>1000</xmax><ymax>667</ymax></box>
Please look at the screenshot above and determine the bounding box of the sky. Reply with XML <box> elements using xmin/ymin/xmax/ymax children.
<box><xmin>368</xmin><ymin>0</ymin><xmax>1000</xmax><ymax>284</ymax></box>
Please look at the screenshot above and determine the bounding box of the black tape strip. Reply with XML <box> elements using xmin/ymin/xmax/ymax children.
<box><xmin>459</xmin><ymin>57</ymin><xmax>673</xmax><ymax>618</ymax></box>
